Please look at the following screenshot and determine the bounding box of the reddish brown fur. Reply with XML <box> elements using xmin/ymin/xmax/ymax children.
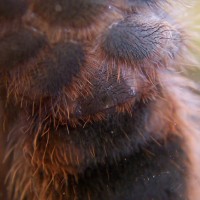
<box><xmin>0</xmin><ymin>1</ymin><xmax>200</xmax><ymax>200</ymax></box>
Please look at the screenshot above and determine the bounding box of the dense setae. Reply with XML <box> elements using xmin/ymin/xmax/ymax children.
<box><xmin>0</xmin><ymin>0</ymin><xmax>200</xmax><ymax>200</ymax></box>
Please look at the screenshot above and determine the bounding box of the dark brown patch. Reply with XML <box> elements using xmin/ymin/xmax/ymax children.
<box><xmin>0</xmin><ymin>29</ymin><xmax>45</xmax><ymax>70</ymax></box>
<box><xmin>32</xmin><ymin>0</ymin><xmax>109</xmax><ymax>28</ymax></box>
<box><xmin>0</xmin><ymin>0</ymin><xmax>27</xmax><ymax>21</ymax></box>
<box><xmin>29</xmin><ymin>42</ymin><xmax>85</xmax><ymax>96</ymax></box>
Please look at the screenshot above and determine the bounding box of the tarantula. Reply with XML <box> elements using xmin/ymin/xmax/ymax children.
<box><xmin>0</xmin><ymin>0</ymin><xmax>200</xmax><ymax>200</ymax></box>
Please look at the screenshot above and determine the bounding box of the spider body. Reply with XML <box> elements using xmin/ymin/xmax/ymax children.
<box><xmin>0</xmin><ymin>1</ymin><xmax>200</xmax><ymax>200</ymax></box>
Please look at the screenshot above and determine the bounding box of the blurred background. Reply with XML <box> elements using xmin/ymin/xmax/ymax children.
<box><xmin>185</xmin><ymin>0</ymin><xmax>200</xmax><ymax>81</ymax></box>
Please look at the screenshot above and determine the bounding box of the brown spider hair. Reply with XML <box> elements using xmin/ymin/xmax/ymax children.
<box><xmin>0</xmin><ymin>1</ymin><xmax>200</xmax><ymax>200</ymax></box>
